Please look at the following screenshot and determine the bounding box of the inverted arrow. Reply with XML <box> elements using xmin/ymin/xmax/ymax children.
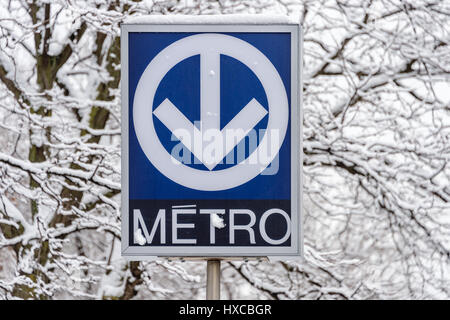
<box><xmin>153</xmin><ymin>51</ymin><xmax>267</xmax><ymax>171</ymax></box>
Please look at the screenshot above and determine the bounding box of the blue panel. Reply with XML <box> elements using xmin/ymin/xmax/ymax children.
<box><xmin>128</xmin><ymin>32</ymin><xmax>291</xmax><ymax>200</ymax></box>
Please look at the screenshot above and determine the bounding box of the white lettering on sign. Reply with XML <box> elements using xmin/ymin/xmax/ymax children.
<box><xmin>172</xmin><ymin>207</ymin><xmax>197</xmax><ymax>244</ymax></box>
<box><xmin>229</xmin><ymin>209</ymin><xmax>256</xmax><ymax>245</ymax></box>
<box><xmin>133</xmin><ymin>206</ymin><xmax>291</xmax><ymax>245</ymax></box>
<box><xmin>200</xmin><ymin>209</ymin><xmax>225</xmax><ymax>244</ymax></box>
<box><xmin>134</xmin><ymin>208</ymin><xmax>166</xmax><ymax>244</ymax></box>
<box><xmin>259</xmin><ymin>208</ymin><xmax>291</xmax><ymax>245</ymax></box>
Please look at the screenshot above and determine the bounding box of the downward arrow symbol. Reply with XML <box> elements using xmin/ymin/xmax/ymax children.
<box><xmin>153</xmin><ymin>50</ymin><xmax>267</xmax><ymax>170</ymax></box>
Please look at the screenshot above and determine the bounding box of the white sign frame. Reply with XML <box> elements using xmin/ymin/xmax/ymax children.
<box><xmin>121</xmin><ymin>22</ymin><xmax>303</xmax><ymax>259</ymax></box>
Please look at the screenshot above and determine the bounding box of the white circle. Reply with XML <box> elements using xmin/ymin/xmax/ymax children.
<box><xmin>133</xmin><ymin>34</ymin><xmax>289</xmax><ymax>191</ymax></box>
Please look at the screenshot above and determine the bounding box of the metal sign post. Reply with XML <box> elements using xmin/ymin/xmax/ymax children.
<box><xmin>206</xmin><ymin>260</ymin><xmax>221</xmax><ymax>300</ymax></box>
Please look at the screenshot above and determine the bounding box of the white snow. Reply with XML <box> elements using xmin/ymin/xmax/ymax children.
<box><xmin>211</xmin><ymin>213</ymin><xmax>225</xmax><ymax>229</ymax></box>
<box><xmin>0</xmin><ymin>195</ymin><xmax>32</xmax><ymax>233</ymax></box>
<box><xmin>134</xmin><ymin>228</ymin><xmax>147</xmax><ymax>245</ymax></box>
<box><xmin>1</xmin><ymin>0</ymin><xmax>449</xmax><ymax>301</ymax></box>
<box><xmin>123</xmin><ymin>14</ymin><xmax>299</xmax><ymax>25</ymax></box>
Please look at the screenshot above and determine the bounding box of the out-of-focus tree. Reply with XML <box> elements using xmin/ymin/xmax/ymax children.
<box><xmin>0</xmin><ymin>0</ymin><xmax>449</xmax><ymax>299</ymax></box>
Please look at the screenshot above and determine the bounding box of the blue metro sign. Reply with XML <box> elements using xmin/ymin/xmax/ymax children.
<box><xmin>121</xmin><ymin>20</ymin><xmax>302</xmax><ymax>258</ymax></box>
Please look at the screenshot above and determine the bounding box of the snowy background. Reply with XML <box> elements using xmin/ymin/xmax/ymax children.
<box><xmin>0</xmin><ymin>0</ymin><xmax>449</xmax><ymax>299</ymax></box>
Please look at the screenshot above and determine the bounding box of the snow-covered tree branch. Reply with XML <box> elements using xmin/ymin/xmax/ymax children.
<box><xmin>0</xmin><ymin>0</ymin><xmax>449</xmax><ymax>299</ymax></box>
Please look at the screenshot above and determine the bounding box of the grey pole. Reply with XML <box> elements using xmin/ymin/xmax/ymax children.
<box><xmin>206</xmin><ymin>260</ymin><xmax>221</xmax><ymax>300</ymax></box>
